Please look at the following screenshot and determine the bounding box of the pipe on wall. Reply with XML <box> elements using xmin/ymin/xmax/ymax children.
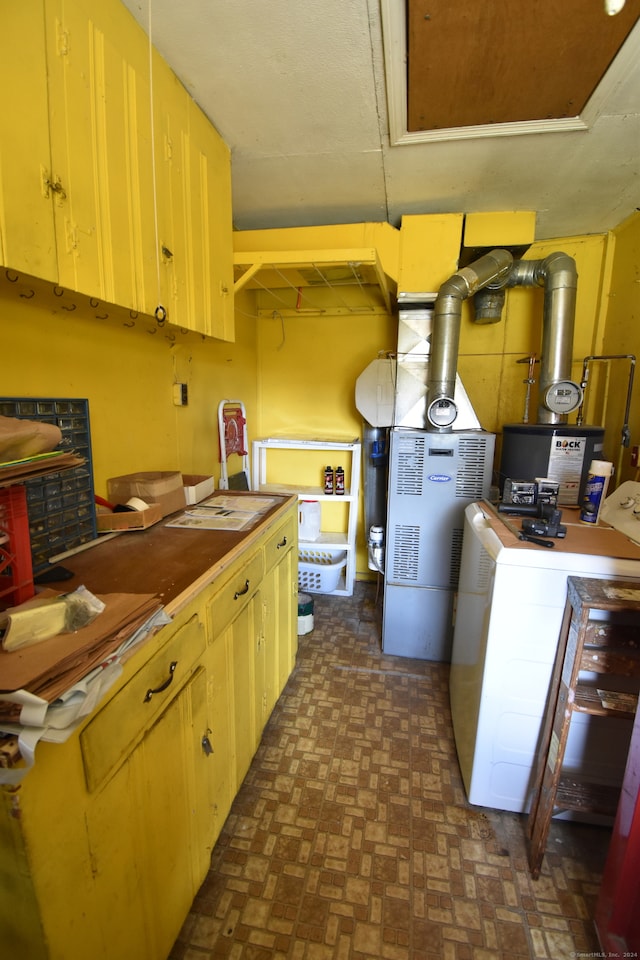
<box><xmin>507</xmin><ymin>253</ymin><xmax>578</xmax><ymax>424</ymax></box>
<box><xmin>427</xmin><ymin>249</ymin><xmax>578</xmax><ymax>430</ymax></box>
<box><xmin>428</xmin><ymin>249</ymin><xmax>513</xmax><ymax>426</ymax></box>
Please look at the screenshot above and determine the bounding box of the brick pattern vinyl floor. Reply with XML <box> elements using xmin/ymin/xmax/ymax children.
<box><xmin>170</xmin><ymin>583</ymin><xmax>610</xmax><ymax>960</ymax></box>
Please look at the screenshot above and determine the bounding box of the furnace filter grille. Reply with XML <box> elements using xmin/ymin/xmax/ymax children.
<box><xmin>394</xmin><ymin>436</ymin><xmax>425</xmax><ymax>495</ymax></box>
<box><xmin>391</xmin><ymin>525</ymin><xmax>420</xmax><ymax>581</ymax></box>
<box><xmin>450</xmin><ymin>527</ymin><xmax>464</xmax><ymax>586</ymax></box>
<box><xmin>456</xmin><ymin>436</ymin><xmax>492</xmax><ymax>499</ymax></box>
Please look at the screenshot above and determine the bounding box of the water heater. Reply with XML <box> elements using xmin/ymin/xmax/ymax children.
<box><xmin>499</xmin><ymin>423</ymin><xmax>605</xmax><ymax>505</ymax></box>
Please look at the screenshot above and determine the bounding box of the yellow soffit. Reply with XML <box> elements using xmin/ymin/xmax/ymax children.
<box><xmin>233</xmin><ymin>248</ymin><xmax>395</xmax><ymax>315</ymax></box>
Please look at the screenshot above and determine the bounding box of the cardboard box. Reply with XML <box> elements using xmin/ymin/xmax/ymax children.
<box><xmin>107</xmin><ymin>472</ymin><xmax>186</xmax><ymax>518</ymax></box>
<box><xmin>96</xmin><ymin>503</ymin><xmax>163</xmax><ymax>532</ymax></box>
<box><xmin>182</xmin><ymin>474</ymin><xmax>215</xmax><ymax>505</ymax></box>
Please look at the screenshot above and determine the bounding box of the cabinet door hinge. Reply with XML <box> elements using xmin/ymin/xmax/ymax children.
<box><xmin>65</xmin><ymin>218</ymin><xmax>79</xmax><ymax>252</ymax></box>
<box><xmin>56</xmin><ymin>20</ymin><xmax>70</xmax><ymax>57</ymax></box>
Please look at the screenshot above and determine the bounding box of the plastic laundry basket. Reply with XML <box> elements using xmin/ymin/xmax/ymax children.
<box><xmin>297</xmin><ymin>548</ymin><xmax>346</xmax><ymax>594</ymax></box>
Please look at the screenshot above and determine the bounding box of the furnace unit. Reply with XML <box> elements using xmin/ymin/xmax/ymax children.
<box><xmin>382</xmin><ymin>428</ymin><xmax>494</xmax><ymax>661</ymax></box>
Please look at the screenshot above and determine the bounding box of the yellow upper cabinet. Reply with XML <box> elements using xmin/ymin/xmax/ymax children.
<box><xmin>151</xmin><ymin>59</ymin><xmax>234</xmax><ymax>339</ymax></box>
<box><xmin>45</xmin><ymin>0</ymin><xmax>157</xmax><ymax>311</ymax></box>
<box><xmin>186</xmin><ymin>99</ymin><xmax>234</xmax><ymax>341</ymax></box>
<box><xmin>0</xmin><ymin>3</ymin><xmax>58</xmax><ymax>282</ymax></box>
<box><xmin>151</xmin><ymin>54</ymin><xmax>190</xmax><ymax>325</ymax></box>
<box><xmin>0</xmin><ymin>0</ymin><xmax>234</xmax><ymax>339</ymax></box>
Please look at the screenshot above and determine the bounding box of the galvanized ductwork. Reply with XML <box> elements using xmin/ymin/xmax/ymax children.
<box><xmin>426</xmin><ymin>249</ymin><xmax>579</xmax><ymax>430</ymax></box>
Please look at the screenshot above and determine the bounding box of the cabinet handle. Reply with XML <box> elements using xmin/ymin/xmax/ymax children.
<box><xmin>42</xmin><ymin>173</ymin><xmax>67</xmax><ymax>201</ymax></box>
<box><xmin>143</xmin><ymin>660</ymin><xmax>177</xmax><ymax>702</ymax></box>
<box><xmin>234</xmin><ymin>579</ymin><xmax>250</xmax><ymax>600</ymax></box>
<box><xmin>277</xmin><ymin>536</ymin><xmax>287</xmax><ymax>549</ymax></box>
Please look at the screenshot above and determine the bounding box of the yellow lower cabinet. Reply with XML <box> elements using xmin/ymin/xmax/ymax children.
<box><xmin>275</xmin><ymin>546</ymin><xmax>298</xmax><ymax>695</ymax></box>
<box><xmin>203</xmin><ymin>627</ymin><xmax>234</xmax><ymax>847</ymax></box>
<box><xmin>0</xmin><ymin>499</ymin><xmax>299</xmax><ymax>959</ymax></box>
<box><xmin>85</xmin><ymin>666</ymin><xmax>211</xmax><ymax>960</ymax></box>
<box><xmin>0</xmin><ymin>611</ymin><xmax>211</xmax><ymax>960</ymax></box>
<box><xmin>263</xmin><ymin>509</ymin><xmax>298</xmax><ymax>706</ymax></box>
<box><xmin>227</xmin><ymin>593</ymin><xmax>261</xmax><ymax>789</ymax></box>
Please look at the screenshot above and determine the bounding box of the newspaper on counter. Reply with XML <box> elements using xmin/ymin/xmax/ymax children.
<box><xmin>165</xmin><ymin>495</ymin><xmax>279</xmax><ymax>531</ymax></box>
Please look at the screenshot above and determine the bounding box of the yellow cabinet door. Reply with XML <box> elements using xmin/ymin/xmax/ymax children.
<box><xmin>150</xmin><ymin>53</ymin><xmax>190</xmax><ymax>328</ymax></box>
<box><xmin>186</xmin><ymin>99</ymin><xmax>234</xmax><ymax>341</ymax></box>
<box><xmin>204</xmin><ymin>630</ymin><xmax>235</xmax><ymax>848</ymax></box>
<box><xmin>0</xmin><ymin>4</ymin><xmax>58</xmax><ymax>281</ymax></box>
<box><xmin>45</xmin><ymin>0</ymin><xmax>156</xmax><ymax>311</ymax></box>
<box><xmin>85</xmin><ymin>666</ymin><xmax>212</xmax><ymax>960</ymax></box>
<box><xmin>151</xmin><ymin>60</ymin><xmax>234</xmax><ymax>338</ymax></box>
<box><xmin>275</xmin><ymin>546</ymin><xmax>298</xmax><ymax>694</ymax></box>
<box><xmin>225</xmin><ymin>594</ymin><xmax>261</xmax><ymax>789</ymax></box>
<box><xmin>262</xmin><ymin>547</ymin><xmax>297</xmax><ymax>715</ymax></box>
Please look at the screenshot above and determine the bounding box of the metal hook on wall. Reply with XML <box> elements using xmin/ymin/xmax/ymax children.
<box><xmin>5</xmin><ymin>269</ymin><xmax>19</xmax><ymax>283</ymax></box>
<box><xmin>53</xmin><ymin>286</ymin><xmax>65</xmax><ymax>297</ymax></box>
<box><xmin>19</xmin><ymin>289</ymin><xmax>35</xmax><ymax>299</ymax></box>
<box><xmin>62</xmin><ymin>303</ymin><xmax>77</xmax><ymax>312</ymax></box>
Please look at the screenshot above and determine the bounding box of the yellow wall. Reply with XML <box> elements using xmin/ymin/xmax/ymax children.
<box><xmin>600</xmin><ymin>211</ymin><xmax>640</xmax><ymax>481</ymax></box>
<box><xmin>3</xmin><ymin>276</ymin><xmax>258</xmax><ymax>496</ymax></box>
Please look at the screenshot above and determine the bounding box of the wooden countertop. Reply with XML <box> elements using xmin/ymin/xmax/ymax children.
<box><xmin>54</xmin><ymin>493</ymin><xmax>296</xmax><ymax>616</ymax></box>
<box><xmin>481</xmin><ymin>503</ymin><xmax>640</xmax><ymax>560</ymax></box>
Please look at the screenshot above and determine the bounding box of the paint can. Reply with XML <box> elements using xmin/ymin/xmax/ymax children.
<box><xmin>297</xmin><ymin>593</ymin><xmax>314</xmax><ymax>636</ymax></box>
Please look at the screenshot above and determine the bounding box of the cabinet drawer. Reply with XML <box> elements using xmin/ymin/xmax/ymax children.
<box><xmin>264</xmin><ymin>511</ymin><xmax>296</xmax><ymax>573</ymax></box>
<box><xmin>209</xmin><ymin>549</ymin><xmax>264</xmax><ymax>635</ymax></box>
<box><xmin>81</xmin><ymin>613</ymin><xmax>205</xmax><ymax>792</ymax></box>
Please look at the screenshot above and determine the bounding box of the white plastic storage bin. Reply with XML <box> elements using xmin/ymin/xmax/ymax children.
<box><xmin>298</xmin><ymin>548</ymin><xmax>347</xmax><ymax>594</ymax></box>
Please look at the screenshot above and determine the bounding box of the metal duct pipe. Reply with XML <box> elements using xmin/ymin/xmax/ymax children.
<box><xmin>427</xmin><ymin>249</ymin><xmax>513</xmax><ymax>429</ymax></box>
<box><xmin>427</xmin><ymin>248</ymin><xmax>579</xmax><ymax>430</ymax></box>
<box><xmin>507</xmin><ymin>252</ymin><xmax>578</xmax><ymax>424</ymax></box>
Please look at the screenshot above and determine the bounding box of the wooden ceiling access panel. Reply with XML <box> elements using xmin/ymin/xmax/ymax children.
<box><xmin>407</xmin><ymin>0</ymin><xmax>640</xmax><ymax>132</ymax></box>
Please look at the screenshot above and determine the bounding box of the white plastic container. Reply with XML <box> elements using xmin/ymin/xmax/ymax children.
<box><xmin>579</xmin><ymin>460</ymin><xmax>614</xmax><ymax>524</ymax></box>
<box><xmin>298</xmin><ymin>499</ymin><xmax>321</xmax><ymax>541</ymax></box>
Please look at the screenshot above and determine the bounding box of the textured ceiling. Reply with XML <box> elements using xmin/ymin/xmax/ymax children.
<box><xmin>120</xmin><ymin>0</ymin><xmax>640</xmax><ymax>241</ymax></box>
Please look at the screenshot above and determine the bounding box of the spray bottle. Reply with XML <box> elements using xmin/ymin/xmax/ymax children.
<box><xmin>579</xmin><ymin>460</ymin><xmax>614</xmax><ymax>524</ymax></box>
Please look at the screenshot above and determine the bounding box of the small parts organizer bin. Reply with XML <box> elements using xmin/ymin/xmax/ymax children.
<box><xmin>0</xmin><ymin>397</ymin><xmax>97</xmax><ymax>573</ymax></box>
<box><xmin>0</xmin><ymin>486</ymin><xmax>34</xmax><ymax>605</ymax></box>
<box><xmin>298</xmin><ymin>547</ymin><xmax>347</xmax><ymax>594</ymax></box>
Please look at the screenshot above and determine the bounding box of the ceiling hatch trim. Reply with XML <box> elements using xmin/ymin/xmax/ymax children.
<box><xmin>381</xmin><ymin>0</ymin><xmax>640</xmax><ymax>146</ymax></box>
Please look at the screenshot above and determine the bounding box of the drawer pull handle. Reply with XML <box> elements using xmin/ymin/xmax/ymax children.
<box><xmin>234</xmin><ymin>579</ymin><xmax>250</xmax><ymax>600</ymax></box>
<box><xmin>143</xmin><ymin>660</ymin><xmax>178</xmax><ymax>702</ymax></box>
<box><xmin>277</xmin><ymin>536</ymin><xmax>287</xmax><ymax>549</ymax></box>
